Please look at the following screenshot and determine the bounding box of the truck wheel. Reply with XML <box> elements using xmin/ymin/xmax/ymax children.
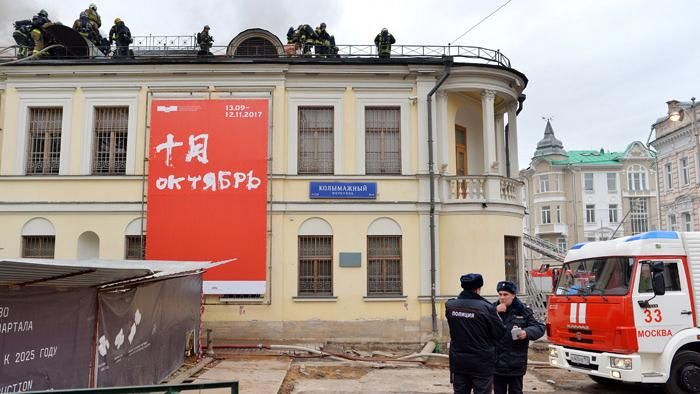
<box><xmin>666</xmin><ymin>350</ymin><xmax>700</xmax><ymax>394</ymax></box>
<box><xmin>590</xmin><ymin>375</ymin><xmax>622</xmax><ymax>386</ymax></box>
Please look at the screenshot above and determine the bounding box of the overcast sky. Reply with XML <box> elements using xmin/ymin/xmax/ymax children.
<box><xmin>2</xmin><ymin>0</ymin><xmax>699</xmax><ymax>169</ymax></box>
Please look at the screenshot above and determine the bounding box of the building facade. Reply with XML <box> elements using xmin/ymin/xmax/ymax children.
<box><xmin>0</xmin><ymin>30</ymin><xmax>527</xmax><ymax>343</ymax></box>
<box><xmin>521</xmin><ymin>121</ymin><xmax>658</xmax><ymax>268</ymax></box>
<box><xmin>650</xmin><ymin>99</ymin><xmax>700</xmax><ymax>232</ymax></box>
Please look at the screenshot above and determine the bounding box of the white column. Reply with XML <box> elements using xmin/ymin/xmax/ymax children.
<box><xmin>416</xmin><ymin>76</ymin><xmax>436</xmax><ymax>175</ymax></box>
<box><xmin>495</xmin><ymin>112</ymin><xmax>505</xmax><ymax>176</ymax></box>
<box><xmin>507</xmin><ymin>102</ymin><xmax>520</xmax><ymax>178</ymax></box>
<box><xmin>436</xmin><ymin>91</ymin><xmax>449</xmax><ymax>175</ymax></box>
<box><xmin>481</xmin><ymin>90</ymin><xmax>497</xmax><ymax>175</ymax></box>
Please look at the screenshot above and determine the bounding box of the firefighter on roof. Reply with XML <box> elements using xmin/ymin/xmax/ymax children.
<box><xmin>374</xmin><ymin>27</ymin><xmax>395</xmax><ymax>58</ymax></box>
<box><xmin>196</xmin><ymin>25</ymin><xmax>214</xmax><ymax>56</ymax></box>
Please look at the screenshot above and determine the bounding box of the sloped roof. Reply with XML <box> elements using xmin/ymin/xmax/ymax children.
<box><xmin>532</xmin><ymin>120</ymin><xmax>566</xmax><ymax>158</ymax></box>
<box><xmin>0</xmin><ymin>258</ymin><xmax>233</xmax><ymax>289</ymax></box>
<box><xmin>551</xmin><ymin>150</ymin><xmax>622</xmax><ymax>166</ymax></box>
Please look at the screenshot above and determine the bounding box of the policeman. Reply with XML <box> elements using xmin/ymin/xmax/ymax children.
<box><xmin>109</xmin><ymin>18</ymin><xmax>132</xmax><ymax>58</ymax></box>
<box><xmin>196</xmin><ymin>25</ymin><xmax>214</xmax><ymax>56</ymax></box>
<box><xmin>29</xmin><ymin>9</ymin><xmax>51</xmax><ymax>56</ymax></box>
<box><xmin>374</xmin><ymin>27</ymin><xmax>395</xmax><ymax>58</ymax></box>
<box><xmin>445</xmin><ymin>273</ymin><xmax>506</xmax><ymax>394</ymax></box>
<box><xmin>493</xmin><ymin>281</ymin><xmax>545</xmax><ymax>394</ymax></box>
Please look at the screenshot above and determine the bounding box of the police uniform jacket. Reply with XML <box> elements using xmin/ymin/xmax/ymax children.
<box><xmin>445</xmin><ymin>290</ymin><xmax>506</xmax><ymax>376</ymax></box>
<box><xmin>493</xmin><ymin>297</ymin><xmax>545</xmax><ymax>376</ymax></box>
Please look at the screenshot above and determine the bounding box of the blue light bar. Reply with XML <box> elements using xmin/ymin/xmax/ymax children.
<box><xmin>625</xmin><ymin>231</ymin><xmax>679</xmax><ymax>242</ymax></box>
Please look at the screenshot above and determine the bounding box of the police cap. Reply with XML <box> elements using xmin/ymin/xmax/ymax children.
<box><xmin>460</xmin><ymin>273</ymin><xmax>483</xmax><ymax>290</ymax></box>
<box><xmin>497</xmin><ymin>280</ymin><xmax>517</xmax><ymax>294</ymax></box>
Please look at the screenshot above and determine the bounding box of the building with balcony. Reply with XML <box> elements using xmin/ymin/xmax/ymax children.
<box><xmin>0</xmin><ymin>29</ymin><xmax>527</xmax><ymax>343</ymax></box>
<box><xmin>650</xmin><ymin>99</ymin><xmax>700</xmax><ymax>232</ymax></box>
<box><xmin>521</xmin><ymin>121</ymin><xmax>658</xmax><ymax>268</ymax></box>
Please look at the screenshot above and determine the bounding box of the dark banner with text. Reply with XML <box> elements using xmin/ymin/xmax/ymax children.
<box><xmin>147</xmin><ymin>99</ymin><xmax>269</xmax><ymax>294</ymax></box>
<box><xmin>0</xmin><ymin>287</ymin><xmax>96</xmax><ymax>392</ymax></box>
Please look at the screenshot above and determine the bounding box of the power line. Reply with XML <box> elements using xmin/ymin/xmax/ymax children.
<box><xmin>450</xmin><ymin>0</ymin><xmax>513</xmax><ymax>45</ymax></box>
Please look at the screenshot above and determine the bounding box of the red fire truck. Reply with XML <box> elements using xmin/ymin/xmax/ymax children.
<box><xmin>547</xmin><ymin>231</ymin><xmax>700</xmax><ymax>393</ymax></box>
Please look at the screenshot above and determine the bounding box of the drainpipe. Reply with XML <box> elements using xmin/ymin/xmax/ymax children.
<box><xmin>505</xmin><ymin>94</ymin><xmax>527</xmax><ymax>178</ymax></box>
<box><xmin>427</xmin><ymin>58</ymin><xmax>452</xmax><ymax>337</ymax></box>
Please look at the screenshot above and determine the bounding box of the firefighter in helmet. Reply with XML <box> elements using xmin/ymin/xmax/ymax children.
<box><xmin>374</xmin><ymin>27</ymin><xmax>396</xmax><ymax>58</ymax></box>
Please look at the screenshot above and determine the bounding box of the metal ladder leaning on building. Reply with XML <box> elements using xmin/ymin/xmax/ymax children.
<box><xmin>522</xmin><ymin>233</ymin><xmax>566</xmax><ymax>323</ymax></box>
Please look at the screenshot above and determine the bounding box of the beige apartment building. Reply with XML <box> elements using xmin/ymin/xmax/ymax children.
<box><xmin>0</xmin><ymin>29</ymin><xmax>528</xmax><ymax>343</ymax></box>
<box><xmin>521</xmin><ymin>121</ymin><xmax>658</xmax><ymax>268</ymax></box>
<box><xmin>650</xmin><ymin>99</ymin><xmax>700</xmax><ymax>232</ymax></box>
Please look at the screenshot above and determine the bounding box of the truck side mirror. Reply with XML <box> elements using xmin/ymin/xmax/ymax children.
<box><xmin>652</xmin><ymin>271</ymin><xmax>666</xmax><ymax>296</ymax></box>
<box><xmin>538</xmin><ymin>263</ymin><xmax>550</xmax><ymax>274</ymax></box>
<box><xmin>552</xmin><ymin>268</ymin><xmax>562</xmax><ymax>285</ymax></box>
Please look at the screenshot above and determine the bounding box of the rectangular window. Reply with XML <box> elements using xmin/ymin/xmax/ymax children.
<box><xmin>365</xmin><ymin>107</ymin><xmax>401</xmax><ymax>174</ymax></box>
<box><xmin>538</xmin><ymin>175</ymin><xmax>549</xmax><ymax>193</ymax></box>
<box><xmin>584</xmin><ymin>173</ymin><xmax>594</xmax><ymax>192</ymax></box>
<box><xmin>586</xmin><ymin>204</ymin><xmax>596</xmax><ymax>223</ymax></box>
<box><xmin>553</xmin><ymin>174</ymin><xmax>560</xmax><ymax>191</ymax></box>
<box><xmin>298</xmin><ymin>236</ymin><xmax>333</xmax><ymax>296</ymax></box>
<box><xmin>22</xmin><ymin>235</ymin><xmax>55</xmax><ymax>258</ymax></box>
<box><xmin>669</xmin><ymin>215</ymin><xmax>678</xmax><ymax>232</ymax></box>
<box><xmin>367</xmin><ymin>235</ymin><xmax>402</xmax><ymax>296</ymax></box>
<box><xmin>680</xmin><ymin>157</ymin><xmax>690</xmax><ymax>186</ymax></box>
<box><xmin>683</xmin><ymin>212</ymin><xmax>693</xmax><ymax>232</ymax></box>
<box><xmin>665</xmin><ymin>163</ymin><xmax>673</xmax><ymax>190</ymax></box>
<box><xmin>639</xmin><ymin>262</ymin><xmax>681</xmax><ymax>293</ymax></box>
<box><xmin>504</xmin><ymin>236</ymin><xmax>519</xmax><ymax>285</ymax></box>
<box><xmin>26</xmin><ymin>108</ymin><xmax>62</xmax><ymax>175</ymax></box>
<box><xmin>298</xmin><ymin>107</ymin><xmax>334</xmax><ymax>174</ymax></box>
<box><xmin>630</xmin><ymin>198</ymin><xmax>649</xmax><ymax>234</ymax></box>
<box><xmin>93</xmin><ymin>107</ymin><xmax>128</xmax><ymax>175</ymax></box>
<box><xmin>607</xmin><ymin>173</ymin><xmax>617</xmax><ymax>192</ymax></box>
<box><xmin>557</xmin><ymin>238</ymin><xmax>567</xmax><ymax>251</ymax></box>
<box><xmin>556</xmin><ymin>205</ymin><xmax>561</xmax><ymax>223</ymax></box>
<box><xmin>125</xmin><ymin>235</ymin><xmax>146</xmax><ymax>260</ymax></box>
<box><xmin>608</xmin><ymin>204</ymin><xmax>618</xmax><ymax>223</ymax></box>
<box><xmin>541</xmin><ymin>206</ymin><xmax>551</xmax><ymax>224</ymax></box>
<box><xmin>628</xmin><ymin>171</ymin><xmax>647</xmax><ymax>191</ymax></box>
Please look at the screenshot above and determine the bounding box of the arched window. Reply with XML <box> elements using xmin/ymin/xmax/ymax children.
<box><xmin>77</xmin><ymin>231</ymin><xmax>100</xmax><ymax>259</ymax></box>
<box><xmin>21</xmin><ymin>218</ymin><xmax>56</xmax><ymax>258</ymax></box>
<box><xmin>125</xmin><ymin>218</ymin><xmax>146</xmax><ymax>259</ymax></box>
<box><xmin>627</xmin><ymin>165</ymin><xmax>648</xmax><ymax>191</ymax></box>
<box><xmin>297</xmin><ymin>218</ymin><xmax>333</xmax><ymax>296</ymax></box>
<box><xmin>367</xmin><ymin>218</ymin><xmax>402</xmax><ymax>296</ymax></box>
<box><xmin>235</xmin><ymin>37</ymin><xmax>278</xmax><ymax>57</ymax></box>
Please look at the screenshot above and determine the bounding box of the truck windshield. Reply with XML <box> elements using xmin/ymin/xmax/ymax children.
<box><xmin>555</xmin><ymin>256</ymin><xmax>634</xmax><ymax>296</ymax></box>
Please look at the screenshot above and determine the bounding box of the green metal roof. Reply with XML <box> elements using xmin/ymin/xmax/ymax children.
<box><xmin>551</xmin><ymin>150</ymin><xmax>623</xmax><ymax>166</ymax></box>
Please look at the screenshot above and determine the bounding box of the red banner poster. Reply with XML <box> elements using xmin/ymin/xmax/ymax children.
<box><xmin>146</xmin><ymin>99</ymin><xmax>268</xmax><ymax>294</ymax></box>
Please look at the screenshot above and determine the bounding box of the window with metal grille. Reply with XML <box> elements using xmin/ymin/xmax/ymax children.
<box><xmin>298</xmin><ymin>236</ymin><xmax>333</xmax><ymax>296</ymax></box>
<box><xmin>22</xmin><ymin>236</ymin><xmax>55</xmax><ymax>258</ymax></box>
<box><xmin>125</xmin><ymin>235</ymin><xmax>146</xmax><ymax>260</ymax></box>
<box><xmin>26</xmin><ymin>108</ymin><xmax>62</xmax><ymax>175</ymax></box>
<box><xmin>365</xmin><ymin>107</ymin><xmax>401</xmax><ymax>174</ymax></box>
<box><xmin>234</xmin><ymin>37</ymin><xmax>278</xmax><ymax>57</ymax></box>
<box><xmin>298</xmin><ymin>107</ymin><xmax>334</xmax><ymax>174</ymax></box>
<box><xmin>504</xmin><ymin>236</ymin><xmax>519</xmax><ymax>285</ymax></box>
<box><xmin>367</xmin><ymin>235</ymin><xmax>402</xmax><ymax>296</ymax></box>
<box><xmin>630</xmin><ymin>198</ymin><xmax>649</xmax><ymax>234</ymax></box>
<box><xmin>93</xmin><ymin>107</ymin><xmax>128</xmax><ymax>174</ymax></box>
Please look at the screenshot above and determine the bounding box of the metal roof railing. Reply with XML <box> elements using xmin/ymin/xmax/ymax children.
<box><xmin>0</xmin><ymin>36</ymin><xmax>512</xmax><ymax>68</ymax></box>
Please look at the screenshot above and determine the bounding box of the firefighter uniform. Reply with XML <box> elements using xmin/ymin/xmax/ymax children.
<box><xmin>374</xmin><ymin>28</ymin><xmax>395</xmax><ymax>58</ymax></box>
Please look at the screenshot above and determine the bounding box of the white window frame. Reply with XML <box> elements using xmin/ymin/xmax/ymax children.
<box><xmin>81</xmin><ymin>88</ymin><xmax>140</xmax><ymax>175</ymax></box>
<box><xmin>541</xmin><ymin>206</ymin><xmax>551</xmax><ymax>224</ymax></box>
<box><xmin>585</xmin><ymin>204</ymin><xmax>596</xmax><ymax>223</ymax></box>
<box><xmin>608</xmin><ymin>204</ymin><xmax>618</xmax><ymax>223</ymax></box>
<box><xmin>14</xmin><ymin>89</ymin><xmax>74</xmax><ymax>175</ymax></box>
<box><xmin>665</xmin><ymin>162</ymin><xmax>673</xmax><ymax>191</ymax></box>
<box><xmin>627</xmin><ymin>165</ymin><xmax>648</xmax><ymax>191</ymax></box>
<box><xmin>679</xmin><ymin>157</ymin><xmax>690</xmax><ymax>187</ymax></box>
<box><xmin>288</xmin><ymin>89</ymin><xmax>345</xmax><ymax>175</ymax></box>
<box><xmin>682</xmin><ymin>212</ymin><xmax>693</xmax><ymax>232</ymax></box>
<box><xmin>539</xmin><ymin>175</ymin><xmax>550</xmax><ymax>193</ymax></box>
<box><xmin>557</xmin><ymin>238</ymin><xmax>567</xmax><ymax>251</ymax></box>
<box><xmin>584</xmin><ymin>173</ymin><xmax>594</xmax><ymax>192</ymax></box>
<box><xmin>556</xmin><ymin>205</ymin><xmax>561</xmax><ymax>223</ymax></box>
<box><xmin>355</xmin><ymin>90</ymin><xmax>411</xmax><ymax>176</ymax></box>
<box><xmin>607</xmin><ymin>172</ymin><xmax>617</xmax><ymax>192</ymax></box>
<box><xmin>669</xmin><ymin>214</ymin><xmax>678</xmax><ymax>231</ymax></box>
<box><xmin>553</xmin><ymin>174</ymin><xmax>560</xmax><ymax>191</ymax></box>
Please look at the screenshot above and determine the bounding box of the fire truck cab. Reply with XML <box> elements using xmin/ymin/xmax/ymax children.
<box><xmin>547</xmin><ymin>231</ymin><xmax>700</xmax><ymax>393</ymax></box>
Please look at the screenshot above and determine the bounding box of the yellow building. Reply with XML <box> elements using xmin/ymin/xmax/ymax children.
<box><xmin>0</xmin><ymin>30</ymin><xmax>528</xmax><ymax>343</ymax></box>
